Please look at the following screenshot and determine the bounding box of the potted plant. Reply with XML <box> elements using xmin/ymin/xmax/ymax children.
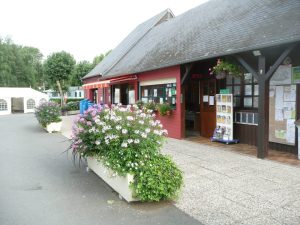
<box><xmin>35</xmin><ymin>101</ymin><xmax>62</xmax><ymax>133</ymax></box>
<box><xmin>70</xmin><ymin>104</ymin><xmax>183</xmax><ymax>202</ymax></box>
<box><xmin>209</xmin><ymin>59</ymin><xmax>243</xmax><ymax>79</ymax></box>
<box><xmin>157</xmin><ymin>103</ymin><xmax>173</xmax><ymax>116</ymax></box>
<box><xmin>135</xmin><ymin>100</ymin><xmax>144</xmax><ymax>109</ymax></box>
<box><xmin>145</xmin><ymin>101</ymin><xmax>157</xmax><ymax>111</ymax></box>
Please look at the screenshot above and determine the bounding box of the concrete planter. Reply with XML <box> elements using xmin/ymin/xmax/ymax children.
<box><xmin>87</xmin><ymin>157</ymin><xmax>139</xmax><ymax>202</ymax></box>
<box><xmin>45</xmin><ymin>121</ymin><xmax>62</xmax><ymax>133</ymax></box>
<box><xmin>67</xmin><ymin>110</ymin><xmax>80</xmax><ymax>115</ymax></box>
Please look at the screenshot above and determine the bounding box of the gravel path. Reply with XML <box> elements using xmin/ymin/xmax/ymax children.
<box><xmin>163</xmin><ymin>138</ymin><xmax>300</xmax><ymax>225</ymax></box>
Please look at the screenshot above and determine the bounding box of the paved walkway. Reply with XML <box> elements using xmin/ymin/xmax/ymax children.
<box><xmin>0</xmin><ymin>114</ymin><xmax>201</xmax><ymax>225</ymax></box>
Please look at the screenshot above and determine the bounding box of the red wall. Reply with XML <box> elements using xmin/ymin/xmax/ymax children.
<box><xmin>83</xmin><ymin>76</ymin><xmax>99</xmax><ymax>84</ymax></box>
<box><xmin>138</xmin><ymin>66</ymin><xmax>182</xmax><ymax>139</ymax></box>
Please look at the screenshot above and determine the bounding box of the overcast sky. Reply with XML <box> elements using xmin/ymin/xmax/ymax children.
<box><xmin>0</xmin><ymin>0</ymin><xmax>209</xmax><ymax>62</ymax></box>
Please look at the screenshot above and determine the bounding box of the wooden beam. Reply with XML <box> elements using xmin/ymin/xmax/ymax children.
<box><xmin>235</xmin><ymin>55</ymin><xmax>258</xmax><ymax>79</ymax></box>
<box><xmin>257</xmin><ymin>56</ymin><xmax>269</xmax><ymax>158</ymax></box>
<box><xmin>181</xmin><ymin>63</ymin><xmax>193</xmax><ymax>85</ymax></box>
<box><xmin>265</xmin><ymin>44</ymin><xmax>296</xmax><ymax>81</ymax></box>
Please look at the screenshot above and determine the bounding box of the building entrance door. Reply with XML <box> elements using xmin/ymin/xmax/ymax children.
<box><xmin>200</xmin><ymin>79</ymin><xmax>216</xmax><ymax>138</ymax></box>
<box><xmin>11</xmin><ymin>97</ymin><xmax>24</xmax><ymax>113</ymax></box>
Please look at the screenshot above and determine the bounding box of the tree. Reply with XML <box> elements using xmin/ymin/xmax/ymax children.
<box><xmin>0</xmin><ymin>37</ymin><xmax>43</xmax><ymax>88</ymax></box>
<box><xmin>43</xmin><ymin>51</ymin><xmax>75</xmax><ymax>106</ymax></box>
<box><xmin>70</xmin><ymin>60</ymin><xmax>93</xmax><ymax>86</ymax></box>
<box><xmin>92</xmin><ymin>50</ymin><xmax>111</xmax><ymax>67</ymax></box>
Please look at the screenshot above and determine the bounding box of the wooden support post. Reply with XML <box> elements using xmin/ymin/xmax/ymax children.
<box><xmin>181</xmin><ymin>64</ymin><xmax>193</xmax><ymax>85</ymax></box>
<box><xmin>257</xmin><ymin>56</ymin><xmax>268</xmax><ymax>158</ymax></box>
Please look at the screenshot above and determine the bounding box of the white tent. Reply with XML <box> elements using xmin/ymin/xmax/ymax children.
<box><xmin>0</xmin><ymin>87</ymin><xmax>49</xmax><ymax>115</ymax></box>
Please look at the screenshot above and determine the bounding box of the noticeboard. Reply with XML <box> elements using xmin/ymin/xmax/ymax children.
<box><xmin>269</xmin><ymin>65</ymin><xmax>296</xmax><ymax>145</ymax></box>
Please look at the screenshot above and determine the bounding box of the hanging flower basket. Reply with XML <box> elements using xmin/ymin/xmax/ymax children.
<box><xmin>209</xmin><ymin>59</ymin><xmax>243</xmax><ymax>79</ymax></box>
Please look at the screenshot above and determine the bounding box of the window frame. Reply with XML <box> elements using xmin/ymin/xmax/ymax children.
<box><xmin>27</xmin><ymin>99</ymin><xmax>36</xmax><ymax>109</ymax></box>
<box><xmin>0</xmin><ymin>99</ymin><xmax>8</xmax><ymax>111</ymax></box>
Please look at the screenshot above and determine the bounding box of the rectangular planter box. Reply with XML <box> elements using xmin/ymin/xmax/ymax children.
<box><xmin>45</xmin><ymin>121</ymin><xmax>62</xmax><ymax>133</ymax></box>
<box><xmin>87</xmin><ymin>157</ymin><xmax>139</xmax><ymax>202</ymax></box>
<box><xmin>67</xmin><ymin>110</ymin><xmax>80</xmax><ymax>115</ymax></box>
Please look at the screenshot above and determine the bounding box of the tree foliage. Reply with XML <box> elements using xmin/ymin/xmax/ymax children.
<box><xmin>70</xmin><ymin>60</ymin><xmax>93</xmax><ymax>86</ymax></box>
<box><xmin>43</xmin><ymin>51</ymin><xmax>76</xmax><ymax>106</ymax></box>
<box><xmin>0</xmin><ymin>37</ymin><xmax>44</xmax><ymax>89</ymax></box>
<box><xmin>92</xmin><ymin>50</ymin><xmax>111</xmax><ymax>67</ymax></box>
<box><xmin>70</xmin><ymin>50</ymin><xmax>111</xmax><ymax>86</ymax></box>
<box><xmin>0</xmin><ymin>36</ymin><xmax>111</xmax><ymax>92</ymax></box>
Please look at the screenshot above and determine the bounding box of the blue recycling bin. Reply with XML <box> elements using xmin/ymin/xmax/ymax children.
<box><xmin>87</xmin><ymin>101</ymin><xmax>93</xmax><ymax>109</ymax></box>
<box><xmin>80</xmin><ymin>99</ymin><xmax>87</xmax><ymax>114</ymax></box>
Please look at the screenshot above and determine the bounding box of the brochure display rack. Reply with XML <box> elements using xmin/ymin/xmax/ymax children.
<box><xmin>211</xmin><ymin>94</ymin><xmax>239</xmax><ymax>144</ymax></box>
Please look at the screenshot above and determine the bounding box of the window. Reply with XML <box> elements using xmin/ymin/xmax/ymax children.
<box><xmin>112</xmin><ymin>84</ymin><xmax>134</xmax><ymax>105</ymax></box>
<box><xmin>27</xmin><ymin>99</ymin><xmax>35</xmax><ymax>109</ymax></box>
<box><xmin>75</xmin><ymin>92</ymin><xmax>77</xmax><ymax>98</ymax></box>
<box><xmin>226</xmin><ymin>75</ymin><xmax>241</xmax><ymax>107</ymax></box>
<box><xmin>141</xmin><ymin>83</ymin><xmax>176</xmax><ymax>108</ymax></box>
<box><xmin>226</xmin><ymin>73</ymin><xmax>258</xmax><ymax>108</ymax></box>
<box><xmin>79</xmin><ymin>92</ymin><xmax>82</xmax><ymax>98</ymax></box>
<box><xmin>235</xmin><ymin>112</ymin><xmax>258</xmax><ymax>125</ymax></box>
<box><xmin>243</xmin><ymin>73</ymin><xmax>258</xmax><ymax>108</ymax></box>
<box><xmin>0</xmin><ymin>99</ymin><xmax>8</xmax><ymax>111</ymax></box>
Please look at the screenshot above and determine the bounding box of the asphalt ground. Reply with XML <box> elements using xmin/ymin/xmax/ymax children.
<box><xmin>0</xmin><ymin>114</ymin><xmax>202</xmax><ymax>225</ymax></box>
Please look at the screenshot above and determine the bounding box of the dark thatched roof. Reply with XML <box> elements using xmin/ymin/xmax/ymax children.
<box><xmin>84</xmin><ymin>0</ymin><xmax>300</xmax><ymax>80</ymax></box>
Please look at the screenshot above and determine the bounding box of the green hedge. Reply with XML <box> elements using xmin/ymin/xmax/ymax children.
<box><xmin>50</xmin><ymin>98</ymin><xmax>84</xmax><ymax>104</ymax></box>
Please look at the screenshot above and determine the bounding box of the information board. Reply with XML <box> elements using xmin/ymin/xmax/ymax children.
<box><xmin>214</xmin><ymin>94</ymin><xmax>234</xmax><ymax>141</ymax></box>
<box><xmin>269</xmin><ymin>84</ymin><xmax>296</xmax><ymax>145</ymax></box>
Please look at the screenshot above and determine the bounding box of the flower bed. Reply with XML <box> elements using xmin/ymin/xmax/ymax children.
<box><xmin>71</xmin><ymin>104</ymin><xmax>183</xmax><ymax>202</ymax></box>
<box><xmin>35</xmin><ymin>101</ymin><xmax>62</xmax><ymax>131</ymax></box>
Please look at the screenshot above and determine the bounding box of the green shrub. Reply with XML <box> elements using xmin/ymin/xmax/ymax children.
<box><xmin>62</xmin><ymin>101</ymin><xmax>80</xmax><ymax>111</ymax></box>
<box><xmin>50</xmin><ymin>98</ymin><xmax>83</xmax><ymax>104</ymax></box>
<box><xmin>132</xmin><ymin>154</ymin><xmax>183</xmax><ymax>201</ymax></box>
<box><xmin>35</xmin><ymin>101</ymin><xmax>62</xmax><ymax>127</ymax></box>
<box><xmin>71</xmin><ymin>104</ymin><xmax>183</xmax><ymax>201</ymax></box>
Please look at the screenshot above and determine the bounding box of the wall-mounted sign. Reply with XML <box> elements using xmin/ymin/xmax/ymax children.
<box><xmin>292</xmin><ymin>66</ymin><xmax>300</xmax><ymax>84</ymax></box>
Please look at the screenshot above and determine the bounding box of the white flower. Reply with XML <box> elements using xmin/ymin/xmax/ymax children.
<box><xmin>121</xmin><ymin>142</ymin><xmax>128</xmax><ymax>148</ymax></box>
<box><xmin>105</xmin><ymin>139</ymin><xmax>110</xmax><ymax>145</ymax></box>
<box><xmin>141</xmin><ymin>133</ymin><xmax>147</xmax><ymax>138</ymax></box>
<box><xmin>116</xmin><ymin>125</ymin><xmax>122</xmax><ymax>130</ymax></box>
<box><xmin>128</xmin><ymin>139</ymin><xmax>133</xmax><ymax>144</ymax></box>
<box><xmin>127</xmin><ymin>116</ymin><xmax>134</xmax><ymax>121</ymax></box>
<box><xmin>138</xmin><ymin>120</ymin><xmax>144</xmax><ymax>125</ymax></box>
<box><xmin>134</xmin><ymin>130</ymin><xmax>140</xmax><ymax>134</ymax></box>
<box><xmin>145</xmin><ymin>128</ymin><xmax>150</xmax><ymax>133</ymax></box>
<box><xmin>95</xmin><ymin>140</ymin><xmax>101</xmax><ymax>145</ymax></box>
<box><xmin>153</xmin><ymin>130</ymin><xmax>160</xmax><ymax>135</ymax></box>
<box><xmin>134</xmin><ymin>139</ymin><xmax>140</xmax><ymax>144</ymax></box>
<box><xmin>122</xmin><ymin>129</ymin><xmax>128</xmax><ymax>134</ymax></box>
